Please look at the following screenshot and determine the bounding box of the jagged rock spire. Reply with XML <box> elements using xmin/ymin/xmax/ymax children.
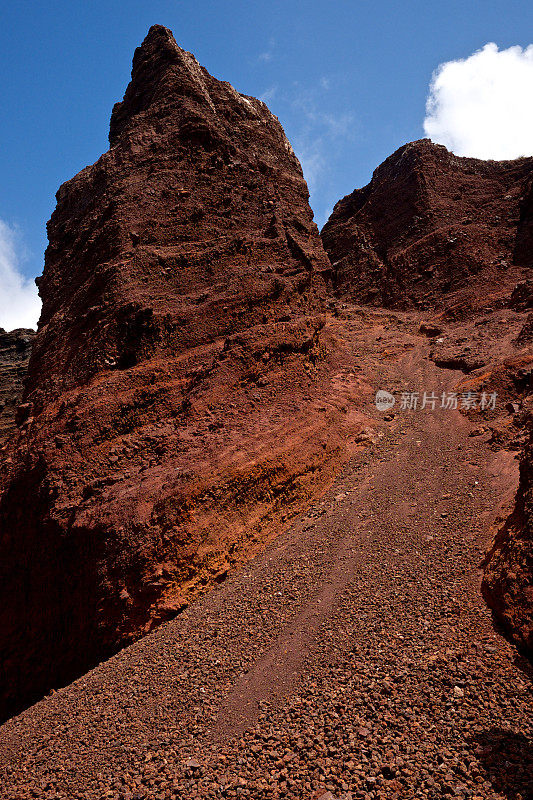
<box><xmin>109</xmin><ymin>25</ymin><xmax>216</xmax><ymax>144</ymax></box>
<box><xmin>0</xmin><ymin>26</ymin><xmax>333</xmax><ymax>722</ymax></box>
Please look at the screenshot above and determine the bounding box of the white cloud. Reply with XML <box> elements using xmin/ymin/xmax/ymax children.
<box><xmin>292</xmin><ymin>92</ymin><xmax>353</xmax><ymax>139</ymax></box>
<box><xmin>257</xmin><ymin>38</ymin><xmax>276</xmax><ymax>64</ymax></box>
<box><xmin>424</xmin><ymin>43</ymin><xmax>533</xmax><ymax>160</ymax></box>
<box><xmin>0</xmin><ymin>221</ymin><xmax>41</xmax><ymax>331</ymax></box>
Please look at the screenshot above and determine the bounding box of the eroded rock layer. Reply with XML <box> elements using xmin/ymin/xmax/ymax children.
<box><xmin>0</xmin><ymin>26</ymin><xmax>364</xmax><ymax>721</ymax></box>
<box><xmin>0</xmin><ymin>329</ymin><xmax>34</xmax><ymax>447</ymax></box>
<box><xmin>321</xmin><ymin>139</ymin><xmax>533</xmax><ymax>308</ymax></box>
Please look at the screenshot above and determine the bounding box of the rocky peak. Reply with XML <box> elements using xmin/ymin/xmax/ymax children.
<box><xmin>322</xmin><ymin>138</ymin><xmax>533</xmax><ymax>308</ymax></box>
<box><xmin>109</xmin><ymin>25</ymin><xmax>217</xmax><ymax>145</ymax></box>
<box><xmin>30</xmin><ymin>24</ymin><xmax>326</xmax><ymax>407</ymax></box>
<box><xmin>0</xmin><ymin>26</ymin><xmax>335</xmax><ymax>722</ymax></box>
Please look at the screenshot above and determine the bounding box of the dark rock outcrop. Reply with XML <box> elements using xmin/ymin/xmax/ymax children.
<box><xmin>0</xmin><ymin>329</ymin><xmax>34</xmax><ymax>446</ymax></box>
<box><xmin>514</xmin><ymin>177</ymin><xmax>533</xmax><ymax>267</ymax></box>
<box><xmin>483</xmin><ymin>414</ymin><xmax>533</xmax><ymax>657</ymax></box>
<box><xmin>481</xmin><ymin>265</ymin><xmax>533</xmax><ymax>659</ymax></box>
<box><xmin>0</xmin><ymin>26</ymin><xmax>360</xmax><ymax>721</ymax></box>
<box><xmin>510</xmin><ymin>279</ymin><xmax>533</xmax><ymax>311</ymax></box>
<box><xmin>321</xmin><ymin>139</ymin><xmax>533</xmax><ymax>308</ymax></box>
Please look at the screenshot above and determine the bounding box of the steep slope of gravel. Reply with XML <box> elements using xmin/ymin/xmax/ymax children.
<box><xmin>1</xmin><ymin>307</ymin><xmax>531</xmax><ymax>800</ymax></box>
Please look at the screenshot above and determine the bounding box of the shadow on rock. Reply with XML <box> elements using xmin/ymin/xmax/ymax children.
<box><xmin>512</xmin><ymin>651</ymin><xmax>533</xmax><ymax>683</ymax></box>
<box><xmin>472</xmin><ymin>728</ymin><xmax>533</xmax><ymax>800</ymax></box>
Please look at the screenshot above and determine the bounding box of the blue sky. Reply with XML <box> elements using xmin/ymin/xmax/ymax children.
<box><xmin>1</xmin><ymin>0</ymin><xmax>533</xmax><ymax>328</ymax></box>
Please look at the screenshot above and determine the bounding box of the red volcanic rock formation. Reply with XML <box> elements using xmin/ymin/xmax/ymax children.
<box><xmin>321</xmin><ymin>139</ymin><xmax>533</xmax><ymax>308</ymax></box>
<box><xmin>0</xmin><ymin>26</ymin><xmax>358</xmax><ymax>721</ymax></box>
<box><xmin>483</xmin><ymin>413</ymin><xmax>533</xmax><ymax>657</ymax></box>
<box><xmin>480</xmin><ymin>279</ymin><xmax>533</xmax><ymax>659</ymax></box>
<box><xmin>322</xmin><ymin>138</ymin><xmax>533</xmax><ymax>660</ymax></box>
<box><xmin>0</xmin><ymin>328</ymin><xmax>34</xmax><ymax>446</ymax></box>
<box><xmin>27</xmin><ymin>25</ymin><xmax>328</xmax><ymax>400</ymax></box>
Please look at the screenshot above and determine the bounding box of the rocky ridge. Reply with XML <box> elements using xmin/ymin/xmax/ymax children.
<box><xmin>321</xmin><ymin>138</ymin><xmax>533</xmax><ymax>309</ymax></box>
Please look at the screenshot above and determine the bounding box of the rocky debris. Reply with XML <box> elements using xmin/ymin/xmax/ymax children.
<box><xmin>510</xmin><ymin>280</ymin><xmax>533</xmax><ymax>311</ymax></box>
<box><xmin>321</xmin><ymin>138</ymin><xmax>533</xmax><ymax>309</ymax></box>
<box><xmin>483</xmin><ymin>414</ymin><xmax>533</xmax><ymax>657</ymax></box>
<box><xmin>418</xmin><ymin>322</ymin><xmax>443</xmax><ymax>337</ymax></box>
<box><xmin>0</xmin><ymin>26</ymin><xmax>367</xmax><ymax>722</ymax></box>
<box><xmin>0</xmin><ymin>310</ymin><xmax>531</xmax><ymax>800</ymax></box>
<box><xmin>431</xmin><ymin>352</ymin><xmax>486</xmax><ymax>373</ymax></box>
<box><xmin>0</xmin><ymin>328</ymin><xmax>34</xmax><ymax>447</ymax></box>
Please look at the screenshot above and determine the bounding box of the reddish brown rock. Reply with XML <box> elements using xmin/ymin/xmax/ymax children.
<box><xmin>478</xmin><ymin>273</ymin><xmax>533</xmax><ymax>659</ymax></box>
<box><xmin>322</xmin><ymin>140</ymin><xmax>533</xmax><ymax>659</ymax></box>
<box><xmin>321</xmin><ymin>139</ymin><xmax>533</xmax><ymax>308</ymax></box>
<box><xmin>27</xmin><ymin>24</ymin><xmax>328</xmax><ymax>400</ymax></box>
<box><xmin>510</xmin><ymin>279</ymin><xmax>533</xmax><ymax>311</ymax></box>
<box><xmin>0</xmin><ymin>26</ymin><xmax>364</xmax><ymax>721</ymax></box>
<box><xmin>0</xmin><ymin>328</ymin><xmax>34</xmax><ymax>447</ymax></box>
<box><xmin>482</xmin><ymin>414</ymin><xmax>533</xmax><ymax>657</ymax></box>
<box><xmin>514</xmin><ymin>176</ymin><xmax>533</xmax><ymax>267</ymax></box>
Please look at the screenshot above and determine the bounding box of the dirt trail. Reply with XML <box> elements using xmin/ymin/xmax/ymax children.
<box><xmin>0</xmin><ymin>308</ymin><xmax>532</xmax><ymax>800</ymax></box>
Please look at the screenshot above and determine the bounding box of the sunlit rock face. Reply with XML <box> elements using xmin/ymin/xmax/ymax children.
<box><xmin>0</xmin><ymin>26</ymin><xmax>350</xmax><ymax>722</ymax></box>
<box><xmin>322</xmin><ymin>138</ymin><xmax>533</xmax><ymax>308</ymax></box>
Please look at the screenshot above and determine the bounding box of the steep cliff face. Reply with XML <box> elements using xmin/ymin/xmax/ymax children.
<box><xmin>481</xmin><ymin>280</ymin><xmax>533</xmax><ymax>659</ymax></box>
<box><xmin>0</xmin><ymin>26</ymin><xmax>363</xmax><ymax>721</ymax></box>
<box><xmin>321</xmin><ymin>139</ymin><xmax>533</xmax><ymax>308</ymax></box>
<box><xmin>0</xmin><ymin>329</ymin><xmax>34</xmax><ymax>447</ymax></box>
<box><xmin>28</xmin><ymin>24</ymin><xmax>328</xmax><ymax>402</ymax></box>
<box><xmin>483</xmin><ymin>413</ymin><xmax>533</xmax><ymax>657</ymax></box>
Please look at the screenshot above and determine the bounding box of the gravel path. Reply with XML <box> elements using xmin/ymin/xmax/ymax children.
<box><xmin>1</xmin><ymin>311</ymin><xmax>532</xmax><ymax>800</ymax></box>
